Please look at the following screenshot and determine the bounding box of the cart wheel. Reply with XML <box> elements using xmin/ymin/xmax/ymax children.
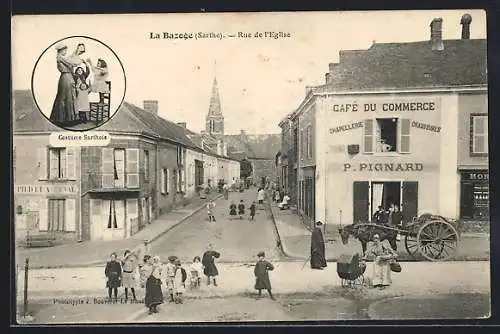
<box><xmin>354</xmin><ymin>275</ymin><xmax>364</xmax><ymax>287</ymax></box>
<box><xmin>417</xmin><ymin>220</ymin><xmax>459</xmax><ymax>261</ymax></box>
<box><xmin>404</xmin><ymin>234</ymin><xmax>420</xmax><ymax>259</ymax></box>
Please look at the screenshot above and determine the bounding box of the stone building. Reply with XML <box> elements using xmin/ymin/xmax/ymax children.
<box><xmin>281</xmin><ymin>14</ymin><xmax>488</xmax><ymax>226</ymax></box>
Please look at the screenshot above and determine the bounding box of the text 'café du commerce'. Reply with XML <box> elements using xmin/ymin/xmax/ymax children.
<box><xmin>306</xmin><ymin>93</ymin><xmax>487</xmax><ymax>225</ymax></box>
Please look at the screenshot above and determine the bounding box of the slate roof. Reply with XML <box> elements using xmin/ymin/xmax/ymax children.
<box><xmin>317</xmin><ymin>39</ymin><xmax>487</xmax><ymax>92</ymax></box>
<box><xmin>222</xmin><ymin>133</ymin><xmax>281</xmax><ymax>160</ymax></box>
<box><xmin>12</xmin><ymin>90</ymin><xmax>37</xmax><ymax>121</ymax></box>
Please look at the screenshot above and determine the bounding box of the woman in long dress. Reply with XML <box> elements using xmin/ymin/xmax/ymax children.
<box><xmin>49</xmin><ymin>43</ymin><xmax>84</xmax><ymax>125</ymax></box>
<box><xmin>362</xmin><ymin>234</ymin><xmax>397</xmax><ymax>290</ymax></box>
<box><xmin>145</xmin><ymin>255</ymin><xmax>164</xmax><ymax>314</ymax></box>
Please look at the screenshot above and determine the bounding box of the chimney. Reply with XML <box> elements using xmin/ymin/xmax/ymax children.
<box><xmin>143</xmin><ymin>100</ymin><xmax>158</xmax><ymax>115</ymax></box>
<box><xmin>325</xmin><ymin>73</ymin><xmax>331</xmax><ymax>84</ymax></box>
<box><xmin>328</xmin><ymin>63</ymin><xmax>338</xmax><ymax>72</ymax></box>
<box><xmin>305</xmin><ymin>86</ymin><xmax>313</xmax><ymax>95</ymax></box>
<box><xmin>177</xmin><ymin>122</ymin><xmax>187</xmax><ymax>128</ymax></box>
<box><xmin>461</xmin><ymin>13</ymin><xmax>472</xmax><ymax>40</ymax></box>
<box><xmin>430</xmin><ymin>18</ymin><xmax>444</xmax><ymax>51</ymax></box>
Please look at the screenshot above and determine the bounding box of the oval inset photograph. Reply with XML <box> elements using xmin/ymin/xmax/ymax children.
<box><xmin>31</xmin><ymin>36</ymin><xmax>126</xmax><ymax>131</ymax></box>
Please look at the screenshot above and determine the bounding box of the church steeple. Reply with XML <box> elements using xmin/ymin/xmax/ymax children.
<box><xmin>206</xmin><ymin>61</ymin><xmax>224</xmax><ymax>136</ymax></box>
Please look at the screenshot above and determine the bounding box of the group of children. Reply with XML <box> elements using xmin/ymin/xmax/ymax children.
<box><xmin>206</xmin><ymin>198</ymin><xmax>258</xmax><ymax>221</ymax></box>
<box><xmin>104</xmin><ymin>244</ymin><xmax>223</xmax><ymax>315</ymax></box>
<box><xmin>72</xmin><ymin>58</ymin><xmax>109</xmax><ymax>123</ymax></box>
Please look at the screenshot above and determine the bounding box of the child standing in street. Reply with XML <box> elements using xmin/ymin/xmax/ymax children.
<box><xmin>207</xmin><ymin>199</ymin><xmax>216</xmax><ymax>222</ymax></box>
<box><xmin>173</xmin><ymin>259</ymin><xmax>187</xmax><ymax>304</ymax></box>
<box><xmin>254</xmin><ymin>251</ymin><xmax>275</xmax><ymax>300</ymax></box>
<box><xmin>238</xmin><ymin>200</ymin><xmax>245</xmax><ymax>219</ymax></box>
<box><xmin>249</xmin><ymin>201</ymin><xmax>256</xmax><ymax>221</ymax></box>
<box><xmin>164</xmin><ymin>256</ymin><xmax>177</xmax><ymax>303</ymax></box>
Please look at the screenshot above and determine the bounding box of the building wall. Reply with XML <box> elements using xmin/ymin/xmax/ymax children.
<box><xmin>156</xmin><ymin>141</ymin><xmax>182</xmax><ymax>216</ymax></box>
<box><xmin>314</xmin><ymin>92</ymin><xmax>457</xmax><ymax>224</ymax></box>
<box><xmin>457</xmin><ymin>92</ymin><xmax>489</xmax><ymax>167</ymax></box>
<box><xmin>80</xmin><ymin>135</ymin><xmax>159</xmax><ymax>241</ymax></box>
<box><xmin>14</xmin><ymin>134</ymin><xmax>81</xmax><ymax>243</ymax></box>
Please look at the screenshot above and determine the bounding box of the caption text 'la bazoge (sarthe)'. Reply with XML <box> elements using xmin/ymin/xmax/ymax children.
<box><xmin>149</xmin><ymin>31</ymin><xmax>292</xmax><ymax>41</ymax></box>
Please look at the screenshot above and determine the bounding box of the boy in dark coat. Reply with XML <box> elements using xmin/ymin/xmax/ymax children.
<box><xmin>202</xmin><ymin>243</ymin><xmax>221</xmax><ymax>286</ymax></box>
<box><xmin>238</xmin><ymin>200</ymin><xmax>245</xmax><ymax>219</ymax></box>
<box><xmin>254</xmin><ymin>251</ymin><xmax>275</xmax><ymax>300</ymax></box>
<box><xmin>249</xmin><ymin>201</ymin><xmax>256</xmax><ymax>221</ymax></box>
<box><xmin>105</xmin><ymin>252</ymin><xmax>122</xmax><ymax>300</ymax></box>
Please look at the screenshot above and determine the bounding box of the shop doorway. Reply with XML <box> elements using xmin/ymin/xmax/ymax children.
<box><xmin>353</xmin><ymin>181</ymin><xmax>418</xmax><ymax>223</ymax></box>
<box><xmin>370</xmin><ymin>181</ymin><xmax>401</xmax><ymax>217</ymax></box>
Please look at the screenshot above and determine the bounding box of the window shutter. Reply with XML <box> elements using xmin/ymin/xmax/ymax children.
<box><xmin>126</xmin><ymin>199</ymin><xmax>138</xmax><ymax>236</ymax></box>
<box><xmin>160</xmin><ymin>169</ymin><xmax>166</xmax><ymax>194</ymax></box>
<box><xmin>37</xmin><ymin>147</ymin><xmax>48</xmax><ymax>180</ymax></box>
<box><xmin>353</xmin><ymin>181</ymin><xmax>369</xmax><ymax>223</ymax></box>
<box><xmin>181</xmin><ymin>169</ymin><xmax>186</xmax><ymax>192</ymax></box>
<box><xmin>472</xmin><ymin>116</ymin><xmax>487</xmax><ymax>154</ymax></box>
<box><xmin>102</xmin><ymin>148</ymin><xmax>114</xmax><ymax>188</ymax></box>
<box><xmin>166</xmin><ymin>169</ymin><xmax>170</xmax><ymax>193</ymax></box>
<box><xmin>126</xmin><ymin>148</ymin><xmax>140</xmax><ymax>188</ymax></box>
<box><xmin>49</xmin><ymin>149</ymin><xmax>59</xmax><ymax>179</ymax></box>
<box><xmin>38</xmin><ymin>199</ymin><xmax>48</xmax><ymax>231</ymax></box>
<box><xmin>363</xmin><ymin>120</ymin><xmax>374</xmax><ymax>154</ymax></box>
<box><xmin>66</xmin><ymin>148</ymin><xmax>77</xmax><ymax>179</ymax></box>
<box><xmin>399</xmin><ymin>119</ymin><xmax>411</xmax><ymax>153</ymax></box>
<box><xmin>402</xmin><ymin>182</ymin><xmax>418</xmax><ymax>222</ymax></box>
<box><xmin>65</xmin><ymin>198</ymin><xmax>76</xmax><ymax>231</ymax></box>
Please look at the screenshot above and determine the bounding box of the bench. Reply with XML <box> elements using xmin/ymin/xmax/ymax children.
<box><xmin>26</xmin><ymin>234</ymin><xmax>56</xmax><ymax>248</ymax></box>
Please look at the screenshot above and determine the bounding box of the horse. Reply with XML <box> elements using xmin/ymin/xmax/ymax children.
<box><xmin>338</xmin><ymin>222</ymin><xmax>398</xmax><ymax>256</ymax></box>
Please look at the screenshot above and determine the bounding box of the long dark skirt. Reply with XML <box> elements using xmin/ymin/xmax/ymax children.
<box><xmin>49</xmin><ymin>72</ymin><xmax>78</xmax><ymax>125</ymax></box>
<box><xmin>145</xmin><ymin>276</ymin><xmax>164</xmax><ymax>308</ymax></box>
<box><xmin>255</xmin><ymin>275</ymin><xmax>271</xmax><ymax>290</ymax></box>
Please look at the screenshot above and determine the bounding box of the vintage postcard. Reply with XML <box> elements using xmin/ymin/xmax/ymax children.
<box><xmin>11</xmin><ymin>10</ymin><xmax>490</xmax><ymax>324</ymax></box>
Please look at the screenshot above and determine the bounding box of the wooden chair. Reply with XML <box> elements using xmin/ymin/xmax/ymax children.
<box><xmin>90</xmin><ymin>81</ymin><xmax>111</xmax><ymax>124</ymax></box>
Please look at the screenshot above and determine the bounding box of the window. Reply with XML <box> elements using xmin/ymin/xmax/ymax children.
<box><xmin>48</xmin><ymin>199</ymin><xmax>65</xmax><ymax>231</ymax></box>
<box><xmin>102</xmin><ymin>148</ymin><xmax>139</xmax><ymax>188</ymax></box>
<box><xmin>106</xmin><ymin>199</ymin><xmax>119</xmax><ymax>229</ymax></box>
<box><xmin>471</xmin><ymin>115</ymin><xmax>488</xmax><ymax>154</ymax></box>
<box><xmin>300</xmin><ymin>130</ymin><xmax>304</xmax><ymax>159</ymax></box>
<box><xmin>364</xmin><ymin>118</ymin><xmax>411</xmax><ymax>154</ymax></box>
<box><xmin>209</xmin><ymin>119</ymin><xmax>215</xmax><ymax>133</ymax></box>
<box><xmin>375</xmin><ymin>118</ymin><xmax>398</xmax><ymax>153</ymax></box>
<box><xmin>161</xmin><ymin>168</ymin><xmax>169</xmax><ymax>195</ymax></box>
<box><xmin>177</xmin><ymin>146</ymin><xmax>184</xmax><ymax>166</ymax></box>
<box><xmin>113</xmin><ymin>149</ymin><xmax>125</xmax><ymax>188</ymax></box>
<box><xmin>49</xmin><ymin>148</ymin><xmax>66</xmax><ymax>179</ymax></box>
<box><xmin>144</xmin><ymin>150</ymin><xmax>149</xmax><ymax>180</ymax></box>
<box><xmin>306</xmin><ymin>126</ymin><xmax>312</xmax><ymax>158</ymax></box>
<box><xmin>177</xmin><ymin>169</ymin><xmax>183</xmax><ymax>192</ymax></box>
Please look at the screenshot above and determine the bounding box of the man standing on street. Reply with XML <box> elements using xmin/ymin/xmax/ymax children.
<box><xmin>254</xmin><ymin>251</ymin><xmax>276</xmax><ymax>300</ymax></box>
<box><xmin>310</xmin><ymin>221</ymin><xmax>327</xmax><ymax>270</ymax></box>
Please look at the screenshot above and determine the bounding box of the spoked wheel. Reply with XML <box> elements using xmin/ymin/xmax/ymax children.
<box><xmin>417</xmin><ymin>220</ymin><xmax>459</xmax><ymax>261</ymax></box>
<box><xmin>404</xmin><ymin>234</ymin><xmax>420</xmax><ymax>259</ymax></box>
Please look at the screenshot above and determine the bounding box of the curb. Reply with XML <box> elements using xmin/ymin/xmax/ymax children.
<box><xmin>21</xmin><ymin>195</ymin><xmax>222</xmax><ymax>270</ymax></box>
<box><xmin>266</xmin><ymin>199</ymin><xmax>304</xmax><ymax>261</ymax></box>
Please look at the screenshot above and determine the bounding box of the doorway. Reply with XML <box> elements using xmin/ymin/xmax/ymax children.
<box><xmin>370</xmin><ymin>181</ymin><xmax>401</xmax><ymax>218</ymax></box>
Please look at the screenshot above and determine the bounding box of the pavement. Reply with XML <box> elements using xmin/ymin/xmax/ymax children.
<box><xmin>269</xmin><ymin>202</ymin><xmax>490</xmax><ymax>261</ymax></box>
<box><xmin>16</xmin><ymin>261</ymin><xmax>490</xmax><ymax>323</ymax></box>
<box><xmin>15</xmin><ymin>193</ymin><xmax>222</xmax><ymax>269</ymax></box>
<box><xmin>148</xmin><ymin>188</ymin><xmax>282</xmax><ymax>263</ymax></box>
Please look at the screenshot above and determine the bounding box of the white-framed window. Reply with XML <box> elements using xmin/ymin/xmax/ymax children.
<box><xmin>49</xmin><ymin>148</ymin><xmax>66</xmax><ymax>179</ymax></box>
<box><xmin>363</xmin><ymin>118</ymin><xmax>411</xmax><ymax>154</ymax></box>
<box><xmin>161</xmin><ymin>168</ymin><xmax>170</xmax><ymax>195</ymax></box>
<box><xmin>102</xmin><ymin>148</ymin><xmax>139</xmax><ymax>188</ymax></box>
<box><xmin>471</xmin><ymin>115</ymin><xmax>488</xmax><ymax>155</ymax></box>
<box><xmin>144</xmin><ymin>150</ymin><xmax>149</xmax><ymax>180</ymax></box>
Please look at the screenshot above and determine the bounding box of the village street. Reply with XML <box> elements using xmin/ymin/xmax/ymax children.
<box><xmin>15</xmin><ymin>190</ymin><xmax>490</xmax><ymax>323</ymax></box>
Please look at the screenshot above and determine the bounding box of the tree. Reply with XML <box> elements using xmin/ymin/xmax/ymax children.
<box><xmin>240</xmin><ymin>159</ymin><xmax>253</xmax><ymax>179</ymax></box>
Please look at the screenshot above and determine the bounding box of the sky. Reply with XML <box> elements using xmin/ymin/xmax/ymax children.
<box><xmin>12</xmin><ymin>10</ymin><xmax>487</xmax><ymax>134</ymax></box>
